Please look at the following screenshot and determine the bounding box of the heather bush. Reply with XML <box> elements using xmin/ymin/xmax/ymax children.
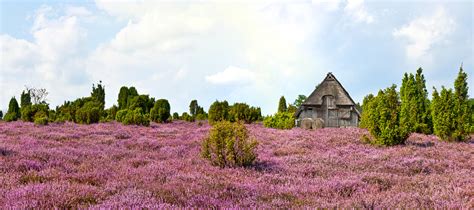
<box><xmin>4</xmin><ymin>97</ymin><xmax>21</xmax><ymax>122</ymax></box>
<box><xmin>263</xmin><ymin>112</ymin><xmax>295</xmax><ymax>129</ymax></box>
<box><xmin>208</xmin><ymin>100</ymin><xmax>229</xmax><ymax>125</ymax></box>
<box><xmin>150</xmin><ymin>99</ymin><xmax>171</xmax><ymax>123</ymax></box>
<box><xmin>75</xmin><ymin>101</ymin><xmax>101</xmax><ymax>124</ymax></box>
<box><xmin>362</xmin><ymin>85</ymin><xmax>408</xmax><ymax>146</ymax></box>
<box><xmin>201</xmin><ymin>121</ymin><xmax>258</xmax><ymax>168</ymax></box>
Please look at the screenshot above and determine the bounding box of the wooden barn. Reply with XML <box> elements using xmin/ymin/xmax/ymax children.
<box><xmin>294</xmin><ymin>72</ymin><xmax>360</xmax><ymax>128</ymax></box>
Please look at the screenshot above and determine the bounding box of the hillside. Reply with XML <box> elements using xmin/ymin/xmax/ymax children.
<box><xmin>0</xmin><ymin>121</ymin><xmax>472</xmax><ymax>208</ymax></box>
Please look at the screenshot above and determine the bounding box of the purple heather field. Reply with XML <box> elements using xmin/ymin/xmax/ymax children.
<box><xmin>0</xmin><ymin>121</ymin><xmax>472</xmax><ymax>208</ymax></box>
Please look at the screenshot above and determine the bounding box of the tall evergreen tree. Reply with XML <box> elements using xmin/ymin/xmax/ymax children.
<box><xmin>91</xmin><ymin>81</ymin><xmax>105</xmax><ymax>109</ymax></box>
<box><xmin>453</xmin><ymin>66</ymin><xmax>470</xmax><ymax>140</ymax></box>
<box><xmin>400</xmin><ymin>68</ymin><xmax>432</xmax><ymax>134</ymax></box>
<box><xmin>432</xmin><ymin>87</ymin><xmax>456</xmax><ymax>140</ymax></box>
<box><xmin>189</xmin><ymin>100</ymin><xmax>198</xmax><ymax>116</ymax></box>
<box><xmin>118</xmin><ymin>86</ymin><xmax>129</xmax><ymax>110</ymax></box>
<box><xmin>278</xmin><ymin>96</ymin><xmax>287</xmax><ymax>113</ymax></box>
<box><xmin>20</xmin><ymin>90</ymin><xmax>32</xmax><ymax>108</ymax></box>
<box><xmin>4</xmin><ymin>97</ymin><xmax>21</xmax><ymax>121</ymax></box>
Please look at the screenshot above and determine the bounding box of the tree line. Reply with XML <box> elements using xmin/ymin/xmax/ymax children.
<box><xmin>360</xmin><ymin>67</ymin><xmax>472</xmax><ymax>145</ymax></box>
<box><xmin>0</xmin><ymin>82</ymin><xmax>265</xmax><ymax>126</ymax></box>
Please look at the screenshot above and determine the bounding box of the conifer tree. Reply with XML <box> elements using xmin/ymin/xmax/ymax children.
<box><xmin>278</xmin><ymin>96</ymin><xmax>287</xmax><ymax>113</ymax></box>
<box><xmin>189</xmin><ymin>100</ymin><xmax>198</xmax><ymax>116</ymax></box>
<box><xmin>4</xmin><ymin>97</ymin><xmax>21</xmax><ymax>121</ymax></box>
<box><xmin>118</xmin><ymin>86</ymin><xmax>129</xmax><ymax>110</ymax></box>
<box><xmin>452</xmin><ymin>66</ymin><xmax>470</xmax><ymax>140</ymax></box>
<box><xmin>20</xmin><ymin>90</ymin><xmax>32</xmax><ymax>108</ymax></box>
<box><xmin>91</xmin><ymin>81</ymin><xmax>105</xmax><ymax>109</ymax></box>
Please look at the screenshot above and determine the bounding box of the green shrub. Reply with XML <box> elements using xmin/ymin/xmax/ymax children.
<box><xmin>181</xmin><ymin>112</ymin><xmax>194</xmax><ymax>122</ymax></box>
<box><xmin>128</xmin><ymin>94</ymin><xmax>154</xmax><ymax>114</ymax></box>
<box><xmin>115</xmin><ymin>109</ymin><xmax>128</xmax><ymax>122</ymax></box>
<box><xmin>228</xmin><ymin>103</ymin><xmax>262</xmax><ymax>123</ymax></box>
<box><xmin>21</xmin><ymin>104</ymin><xmax>49</xmax><ymax>122</ymax></box>
<box><xmin>4</xmin><ymin>97</ymin><xmax>20</xmax><ymax>122</ymax></box>
<box><xmin>34</xmin><ymin>117</ymin><xmax>48</xmax><ymax>125</ymax></box>
<box><xmin>150</xmin><ymin>99</ymin><xmax>171</xmax><ymax>123</ymax></box>
<box><xmin>105</xmin><ymin>105</ymin><xmax>118</xmax><ymax>121</ymax></box>
<box><xmin>122</xmin><ymin>108</ymin><xmax>149</xmax><ymax>126</ymax></box>
<box><xmin>75</xmin><ymin>101</ymin><xmax>101</xmax><ymax>124</ymax></box>
<box><xmin>0</xmin><ymin>110</ymin><xmax>3</xmax><ymax>120</ymax></box>
<box><xmin>172</xmin><ymin>112</ymin><xmax>180</xmax><ymax>120</ymax></box>
<box><xmin>201</xmin><ymin>121</ymin><xmax>258</xmax><ymax>168</ymax></box>
<box><xmin>361</xmin><ymin>85</ymin><xmax>408</xmax><ymax>146</ymax></box>
<box><xmin>263</xmin><ymin>112</ymin><xmax>295</xmax><ymax>129</ymax></box>
<box><xmin>196</xmin><ymin>113</ymin><xmax>207</xmax><ymax>121</ymax></box>
<box><xmin>208</xmin><ymin>100</ymin><xmax>229</xmax><ymax>125</ymax></box>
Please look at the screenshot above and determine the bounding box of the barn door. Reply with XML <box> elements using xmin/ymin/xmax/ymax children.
<box><xmin>323</xmin><ymin>95</ymin><xmax>338</xmax><ymax>127</ymax></box>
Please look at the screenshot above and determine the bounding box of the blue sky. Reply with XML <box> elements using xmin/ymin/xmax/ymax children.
<box><xmin>1</xmin><ymin>0</ymin><xmax>473</xmax><ymax>115</ymax></box>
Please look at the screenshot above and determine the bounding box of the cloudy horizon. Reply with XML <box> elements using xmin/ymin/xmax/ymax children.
<box><xmin>1</xmin><ymin>0</ymin><xmax>473</xmax><ymax>115</ymax></box>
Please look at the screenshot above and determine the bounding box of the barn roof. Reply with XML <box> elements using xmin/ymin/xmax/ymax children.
<box><xmin>295</xmin><ymin>72</ymin><xmax>360</xmax><ymax>117</ymax></box>
<box><xmin>302</xmin><ymin>72</ymin><xmax>357</xmax><ymax>106</ymax></box>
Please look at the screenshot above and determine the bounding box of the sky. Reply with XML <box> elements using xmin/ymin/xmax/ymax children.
<box><xmin>1</xmin><ymin>0</ymin><xmax>473</xmax><ymax>115</ymax></box>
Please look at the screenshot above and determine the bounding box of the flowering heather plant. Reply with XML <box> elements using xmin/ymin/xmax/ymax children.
<box><xmin>0</xmin><ymin>121</ymin><xmax>472</xmax><ymax>208</ymax></box>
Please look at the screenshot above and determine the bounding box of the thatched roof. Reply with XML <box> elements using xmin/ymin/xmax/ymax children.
<box><xmin>295</xmin><ymin>72</ymin><xmax>360</xmax><ymax>117</ymax></box>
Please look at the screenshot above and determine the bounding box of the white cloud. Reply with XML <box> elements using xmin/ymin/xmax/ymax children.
<box><xmin>86</xmin><ymin>1</ymin><xmax>327</xmax><ymax>113</ymax></box>
<box><xmin>205</xmin><ymin>66</ymin><xmax>256</xmax><ymax>85</ymax></box>
<box><xmin>312</xmin><ymin>0</ymin><xmax>342</xmax><ymax>12</ymax></box>
<box><xmin>65</xmin><ymin>6</ymin><xmax>92</xmax><ymax>17</ymax></box>
<box><xmin>344</xmin><ymin>0</ymin><xmax>374</xmax><ymax>24</ymax></box>
<box><xmin>0</xmin><ymin>5</ymin><xmax>90</xmax><ymax>110</ymax></box>
<box><xmin>393</xmin><ymin>6</ymin><xmax>455</xmax><ymax>60</ymax></box>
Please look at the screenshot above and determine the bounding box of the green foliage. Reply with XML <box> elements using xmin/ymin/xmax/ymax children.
<box><xmin>105</xmin><ymin>105</ymin><xmax>118</xmax><ymax>121</ymax></box>
<box><xmin>91</xmin><ymin>81</ymin><xmax>105</xmax><ymax>110</ymax></box>
<box><xmin>120</xmin><ymin>108</ymin><xmax>150</xmax><ymax>126</ymax></box>
<box><xmin>361</xmin><ymin>85</ymin><xmax>408</xmax><ymax>146</ymax></box>
<box><xmin>263</xmin><ymin>112</ymin><xmax>295</xmax><ymax>130</ymax></box>
<box><xmin>4</xmin><ymin>97</ymin><xmax>20</xmax><ymax>122</ymax></box>
<box><xmin>181</xmin><ymin>112</ymin><xmax>194</xmax><ymax>122</ymax></box>
<box><xmin>359</xmin><ymin>94</ymin><xmax>374</xmax><ymax>128</ymax></box>
<box><xmin>201</xmin><ymin>121</ymin><xmax>258</xmax><ymax>168</ymax></box>
<box><xmin>150</xmin><ymin>99</ymin><xmax>171</xmax><ymax>123</ymax></box>
<box><xmin>399</xmin><ymin>68</ymin><xmax>432</xmax><ymax>134</ymax></box>
<box><xmin>34</xmin><ymin>117</ymin><xmax>49</xmax><ymax>125</ymax></box>
<box><xmin>21</xmin><ymin>104</ymin><xmax>49</xmax><ymax>122</ymax></box>
<box><xmin>432</xmin><ymin>67</ymin><xmax>471</xmax><ymax>141</ymax></box>
<box><xmin>228</xmin><ymin>103</ymin><xmax>262</xmax><ymax>123</ymax></box>
<box><xmin>189</xmin><ymin>100</ymin><xmax>198</xmax><ymax>116</ymax></box>
<box><xmin>278</xmin><ymin>96</ymin><xmax>287</xmax><ymax>113</ymax></box>
<box><xmin>20</xmin><ymin>90</ymin><xmax>32</xmax><ymax>108</ymax></box>
<box><xmin>75</xmin><ymin>101</ymin><xmax>101</xmax><ymax>124</ymax></box>
<box><xmin>287</xmin><ymin>105</ymin><xmax>297</xmax><ymax>114</ymax></box>
<box><xmin>118</xmin><ymin>86</ymin><xmax>129</xmax><ymax>110</ymax></box>
<box><xmin>453</xmin><ymin>66</ymin><xmax>471</xmax><ymax>140</ymax></box>
<box><xmin>208</xmin><ymin>100</ymin><xmax>229</xmax><ymax>125</ymax></box>
<box><xmin>0</xmin><ymin>110</ymin><xmax>3</xmax><ymax>120</ymax></box>
<box><xmin>115</xmin><ymin>109</ymin><xmax>128</xmax><ymax>122</ymax></box>
<box><xmin>128</xmin><ymin>95</ymin><xmax>155</xmax><ymax>114</ymax></box>
<box><xmin>293</xmin><ymin>95</ymin><xmax>307</xmax><ymax>107</ymax></box>
<box><xmin>172</xmin><ymin>112</ymin><xmax>180</xmax><ymax>120</ymax></box>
